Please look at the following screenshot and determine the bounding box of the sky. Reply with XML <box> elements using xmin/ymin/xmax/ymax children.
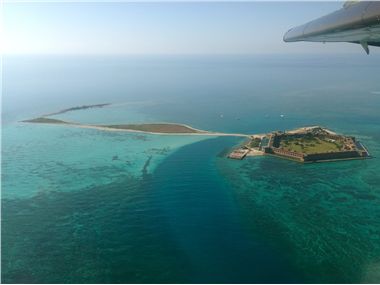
<box><xmin>2</xmin><ymin>1</ymin><xmax>376</xmax><ymax>55</ymax></box>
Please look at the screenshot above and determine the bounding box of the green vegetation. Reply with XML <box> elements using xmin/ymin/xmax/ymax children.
<box><xmin>102</xmin><ymin>124</ymin><xmax>200</xmax><ymax>133</ymax></box>
<box><xmin>250</xmin><ymin>138</ymin><xmax>261</xmax><ymax>148</ymax></box>
<box><xmin>22</xmin><ymin>117</ymin><xmax>68</xmax><ymax>124</ymax></box>
<box><xmin>22</xmin><ymin>117</ymin><xmax>201</xmax><ymax>134</ymax></box>
<box><xmin>280</xmin><ymin>135</ymin><xmax>343</xmax><ymax>154</ymax></box>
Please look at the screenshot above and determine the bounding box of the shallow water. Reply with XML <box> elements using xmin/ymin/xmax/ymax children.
<box><xmin>2</xmin><ymin>55</ymin><xmax>380</xmax><ymax>283</ymax></box>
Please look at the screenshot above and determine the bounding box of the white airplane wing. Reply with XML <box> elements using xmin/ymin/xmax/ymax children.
<box><xmin>283</xmin><ymin>1</ymin><xmax>380</xmax><ymax>54</ymax></box>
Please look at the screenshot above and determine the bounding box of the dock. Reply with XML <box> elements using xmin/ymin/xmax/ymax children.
<box><xmin>228</xmin><ymin>148</ymin><xmax>250</xmax><ymax>160</ymax></box>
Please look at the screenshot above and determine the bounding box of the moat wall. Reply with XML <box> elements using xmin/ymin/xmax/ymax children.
<box><xmin>265</xmin><ymin>147</ymin><xmax>364</xmax><ymax>162</ymax></box>
<box><xmin>303</xmin><ymin>151</ymin><xmax>361</xmax><ymax>162</ymax></box>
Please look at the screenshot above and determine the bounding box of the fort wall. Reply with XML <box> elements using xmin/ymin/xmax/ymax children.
<box><xmin>304</xmin><ymin>151</ymin><xmax>361</xmax><ymax>162</ymax></box>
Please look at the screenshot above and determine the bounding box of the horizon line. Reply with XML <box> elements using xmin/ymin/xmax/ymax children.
<box><xmin>3</xmin><ymin>52</ymin><xmax>371</xmax><ymax>56</ymax></box>
<box><xmin>4</xmin><ymin>0</ymin><xmax>347</xmax><ymax>3</ymax></box>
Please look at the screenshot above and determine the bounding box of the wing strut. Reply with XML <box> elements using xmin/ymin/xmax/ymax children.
<box><xmin>360</xmin><ymin>41</ymin><xmax>370</xmax><ymax>55</ymax></box>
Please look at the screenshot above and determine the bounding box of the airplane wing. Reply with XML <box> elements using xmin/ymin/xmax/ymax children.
<box><xmin>283</xmin><ymin>1</ymin><xmax>380</xmax><ymax>54</ymax></box>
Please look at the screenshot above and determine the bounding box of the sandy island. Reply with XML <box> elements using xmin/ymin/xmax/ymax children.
<box><xmin>22</xmin><ymin>117</ymin><xmax>250</xmax><ymax>137</ymax></box>
<box><xmin>21</xmin><ymin>105</ymin><xmax>370</xmax><ymax>163</ymax></box>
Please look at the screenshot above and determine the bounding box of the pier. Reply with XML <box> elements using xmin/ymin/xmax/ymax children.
<box><xmin>228</xmin><ymin>148</ymin><xmax>250</xmax><ymax>160</ymax></box>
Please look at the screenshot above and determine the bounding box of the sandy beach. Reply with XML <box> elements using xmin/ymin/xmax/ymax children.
<box><xmin>22</xmin><ymin>119</ymin><xmax>251</xmax><ymax>138</ymax></box>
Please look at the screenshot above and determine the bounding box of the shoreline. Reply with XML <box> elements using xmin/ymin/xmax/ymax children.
<box><xmin>229</xmin><ymin>126</ymin><xmax>371</xmax><ymax>163</ymax></box>
<box><xmin>20</xmin><ymin>118</ymin><xmax>371</xmax><ymax>164</ymax></box>
<box><xmin>69</xmin><ymin>123</ymin><xmax>251</xmax><ymax>137</ymax></box>
<box><xmin>20</xmin><ymin>102</ymin><xmax>253</xmax><ymax>138</ymax></box>
<box><xmin>21</xmin><ymin>120</ymin><xmax>251</xmax><ymax>138</ymax></box>
<box><xmin>20</xmin><ymin>105</ymin><xmax>370</xmax><ymax>164</ymax></box>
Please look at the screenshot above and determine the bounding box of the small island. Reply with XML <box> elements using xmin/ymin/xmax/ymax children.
<box><xmin>101</xmin><ymin>123</ymin><xmax>203</xmax><ymax>134</ymax></box>
<box><xmin>22</xmin><ymin>117</ymin><xmax>70</xmax><ymax>124</ymax></box>
<box><xmin>44</xmin><ymin>103</ymin><xmax>111</xmax><ymax>116</ymax></box>
<box><xmin>22</xmin><ymin>117</ymin><xmax>210</xmax><ymax>135</ymax></box>
<box><xmin>21</xmin><ymin>105</ymin><xmax>371</xmax><ymax>163</ymax></box>
<box><xmin>228</xmin><ymin>126</ymin><xmax>371</xmax><ymax>163</ymax></box>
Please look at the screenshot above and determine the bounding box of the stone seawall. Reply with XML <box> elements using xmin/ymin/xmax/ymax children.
<box><xmin>272</xmin><ymin>148</ymin><xmax>304</xmax><ymax>161</ymax></box>
<box><xmin>304</xmin><ymin>151</ymin><xmax>360</xmax><ymax>162</ymax></box>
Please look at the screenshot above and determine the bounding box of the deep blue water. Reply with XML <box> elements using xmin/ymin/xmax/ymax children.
<box><xmin>2</xmin><ymin>55</ymin><xmax>380</xmax><ymax>283</ymax></box>
<box><xmin>151</xmin><ymin>137</ymin><xmax>301</xmax><ymax>283</ymax></box>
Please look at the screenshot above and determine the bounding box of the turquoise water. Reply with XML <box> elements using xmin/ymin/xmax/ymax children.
<box><xmin>2</xmin><ymin>55</ymin><xmax>380</xmax><ymax>283</ymax></box>
<box><xmin>2</xmin><ymin>122</ymin><xmax>209</xmax><ymax>200</ymax></box>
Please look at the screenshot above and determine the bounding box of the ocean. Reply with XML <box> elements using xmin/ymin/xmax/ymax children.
<box><xmin>2</xmin><ymin>54</ymin><xmax>380</xmax><ymax>283</ymax></box>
